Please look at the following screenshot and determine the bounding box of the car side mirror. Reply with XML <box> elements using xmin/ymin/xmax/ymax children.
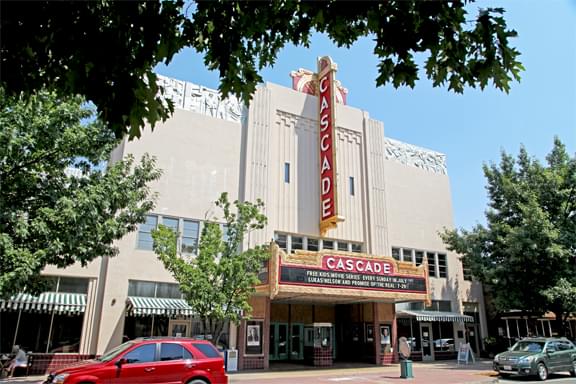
<box><xmin>115</xmin><ymin>358</ymin><xmax>127</xmax><ymax>368</ymax></box>
<box><xmin>545</xmin><ymin>348</ymin><xmax>554</xmax><ymax>354</ymax></box>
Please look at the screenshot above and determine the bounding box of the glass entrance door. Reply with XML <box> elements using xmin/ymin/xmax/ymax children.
<box><xmin>290</xmin><ymin>323</ymin><xmax>304</xmax><ymax>360</ymax></box>
<box><xmin>420</xmin><ymin>323</ymin><xmax>434</xmax><ymax>361</ymax></box>
<box><xmin>269</xmin><ymin>323</ymin><xmax>289</xmax><ymax>360</ymax></box>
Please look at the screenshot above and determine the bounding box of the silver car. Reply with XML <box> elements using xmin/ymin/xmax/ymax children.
<box><xmin>493</xmin><ymin>337</ymin><xmax>576</xmax><ymax>381</ymax></box>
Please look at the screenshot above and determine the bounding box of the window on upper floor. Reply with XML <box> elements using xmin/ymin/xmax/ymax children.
<box><xmin>291</xmin><ymin>236</ymin><xmax>303</xmax><ymax>253</ymax></box>
<box><xmin>351</xmin><ymin>243</ymin><xmax>362</xmax><ymax>253</ymax></box>
<box><xmin>323</xmin><ymin>240</ymin><xmax>334</xmax><ymax>250</ymax></box>
<box><xmin>428</xmin><ymin>252</ymin><xmax>437</xmax><ymax>277</ymax></box>
<box><xmin>307</xmin><ymin>238</ymin><xmax>319</xmax><ymax>251</ymax></box>
<box><xmin>463</xmin><ymin>262</ymin><xmax>473</xmax><ymax>281</ymax></box>
<box><xmin>402</xmin><ymin>249</ymin><xmax>413</xmax><ymax>263</ymax></box>
<box><xmin>349</xmin><ymin>176</ymin><xmax>355</xmax><ymax>196</ymax></box>
<box><xmin>392</xmin><ymin>247</ymin><xmax>401</xmax><ymax>260</ymax></box>
<box><xmin>426</xmin><ymin>300</ymin><xmax>452</xmax><ymax>312</ymax></box>
<box><xmin>42</xmin><ymin>276</ymin><xmax>89</xmax><ymax>294</ymax></box>
<box><xmin>181</xmin><ymin>220</ymin><xmax>200</xmax><ymax>255</ymax></box>
<box><xmin>137</xmin><ymin>214</ymin><xmax>158</xmax><ymax>250</ymax></box>
<box><xmin>337</xmin><ymin>241</ymin><xmax>348</xmax><ymax>252</ymax></box>
<box><xmin>437</xmin><ymin>253</ymin><xmax>447</xmax><ymax>278</ymax></box>
<box><xmin>275</xmin><ymin>233</ymin><xmax>287</xmax><ymax>251</ymax></box>
<box><xmin>128</xmin><ymin>280</ymin><xmax>182</xmax><ymax>299</ymax></box>
<box><xmin>284</xmin><ymin>162</ymin><xmax>290</xmax><ymax>183</ymax></box>
<box><xmin>274</xmin><ymin>232</ymin><xmax>364</xmax><ymax>255</ymax></box>
<box><xmin>415</xmin><ymin>250</ymin><xmax>424</xmax><ymax>266</ymax></box>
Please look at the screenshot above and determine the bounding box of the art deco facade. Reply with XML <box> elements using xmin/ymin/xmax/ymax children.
<box><xmin>1</xmin><ymin>59</ymin><xmax>491</xmax><ymax>371</ymax></box>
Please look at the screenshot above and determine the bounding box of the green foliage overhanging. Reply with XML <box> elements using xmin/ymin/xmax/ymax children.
<box><xmin>1</xmin><ymin>0</ymin><xmax>523</xmax><ymax>138</ymax></box>
<box><xmin>0</xmin><ymin>89</ymin><xmax>161</xmax><ymax>297</ymax></box>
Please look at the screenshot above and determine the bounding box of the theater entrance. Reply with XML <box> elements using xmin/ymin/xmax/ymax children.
<box><xmin>268</xmin><ymin>302</ymin><xmax>391</xmax><ymax>367</ymax></box>
<box><xmin>269</xmin><ymin>322</ymin><xmax>304</xmax><ymax>361</ymax></box>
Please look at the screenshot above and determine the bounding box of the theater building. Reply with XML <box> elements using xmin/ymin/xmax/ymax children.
<box><xmin>0</xmin><ymin>57</ymin><xmax>487</xmax><ymax>371</ymax></box>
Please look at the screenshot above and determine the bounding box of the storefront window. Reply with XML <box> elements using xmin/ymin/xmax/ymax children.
<box><xmin>392</xmin><ymin>248</ymin><xmax>400</xmax><ymax>260</ymax></box>
<box><xmin>432</xmin><ymin>322</ymin><xmax>455</xmax><ymax>352</ymax></box>
<box><xmin>337</xmin><ymin>242</ymin><xmax>348</xmax><ymax>252</ymax></box>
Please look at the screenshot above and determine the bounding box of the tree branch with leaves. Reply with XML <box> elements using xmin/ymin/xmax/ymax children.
<box><xmin>441</xmin><ymin>138</ymin><xmax>576</xmax><ymax>335</ymax></box>
<box><xmin>1</xmin><ymin>0</ymin><xmax>523</xmax><ymax>138</ymax></box>
<box><xmin>0</xmin><ymin>89</ymin><xmax>161</xmax><ymax>297</ymax></box>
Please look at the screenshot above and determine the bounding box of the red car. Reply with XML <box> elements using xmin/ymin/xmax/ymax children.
<box><xmin>43</xmin><ymin>338</ymin><xmax>228</xmax><ymax>384</ymax></box>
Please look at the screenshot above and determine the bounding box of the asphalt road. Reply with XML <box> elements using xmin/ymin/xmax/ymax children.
<box><xmin>496</xmin><ymin>373</ymin><xmax>575</xmax><ymax>383</ymax></box>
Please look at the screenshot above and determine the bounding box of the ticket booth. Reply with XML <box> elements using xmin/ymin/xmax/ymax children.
<box><xmin>304</xmin><ymin>322</ymin><xmax>333</xmax><ymax>367</ymax></box>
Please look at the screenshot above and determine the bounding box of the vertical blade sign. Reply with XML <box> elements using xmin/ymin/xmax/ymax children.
<box><xmin>318</xmin><ymin>57</ymin><xmax>340</xmax><ymax>235</ymax></box>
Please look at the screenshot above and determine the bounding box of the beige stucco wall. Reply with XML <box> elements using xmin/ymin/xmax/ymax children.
<box><xmin>95</xmin><ymin>109</ymin><xmax>242</xmax><ymax>353</ymax></box>
<box><xmin>383</xmin><ymin>159</ymin><xmax>487</xmax><ymax>345</ymax></box>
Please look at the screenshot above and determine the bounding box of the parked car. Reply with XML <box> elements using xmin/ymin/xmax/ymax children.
<box><xmin>493</xmin><ymin>337</ymin><xmax>576</xmax><ymax>381</ymax></box>
<box><xmin>433</xmin><ymin>338</ymin><xmax>455</xmax><ymax>351</ymax></box>
<box><xmin>43</xmin><ymin>337</ymin><xmax>228</xmax><ymax>384</ymax></box>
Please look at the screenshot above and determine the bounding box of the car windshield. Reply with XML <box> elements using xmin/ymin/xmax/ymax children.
<box><xmin>511</xmin><ymin>341</ymin><xmax>545</xmax><ymax>353</ymax></box>
<box><xmin>97</xmin><ymin>341</ymin><xmax>135</xmax><ymax>362</ymax></box>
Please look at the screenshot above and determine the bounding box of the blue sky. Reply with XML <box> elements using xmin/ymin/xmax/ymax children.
<box><xmin>156</xmin><ymin>0</ymin><xmax>576</xmax><ymax>230</ymax></box>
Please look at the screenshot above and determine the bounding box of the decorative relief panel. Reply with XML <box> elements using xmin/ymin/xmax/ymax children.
<box><xmin>157</xmin><ymin>74</ymin><xmax>244</xmax><ymax>123</ymax></box>
<box><xmin>384</xmin><ymin>138</ymin><xmax>447</xmax><ymax>175</ymax></box>
<box><xmin>276</xmin><ymin>110</ymin><xmax>316</xmax><ymax>134</ymax></box>
<box><xmin>336</xmin><ymin>128</ymin><xmax>362</xmax><ymax>145</ymax></box>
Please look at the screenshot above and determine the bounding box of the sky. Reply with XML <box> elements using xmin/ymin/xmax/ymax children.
<box><xmin>156</xmin><ymin>0</ymin><xmax>576</xmax><ymax>230</ymax></box>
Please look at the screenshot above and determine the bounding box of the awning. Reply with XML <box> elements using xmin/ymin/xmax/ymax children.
<box><xmin>397</xmin><ymin>310</ymin><xmax>474</xmax><ymax>323</ymax></box>
<box><xmin>126</xmin><ymin>296</ymin><xmax>194</xmax><ymax>316</ymax></box>
<box><xmin>0</xmin><ymin>292</ymin><xmax>87</xmax><ymax>315</ymax></box>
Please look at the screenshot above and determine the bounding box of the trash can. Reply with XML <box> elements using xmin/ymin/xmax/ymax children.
<box><xmin>400</xmin><ymin>359</ymin><xmax>413</xmax><ymax>378</ymax></box>
<box><xmin>225</xmin><ymin>349</ymin><xmax>238</xmax><ymax>372</ymax></box>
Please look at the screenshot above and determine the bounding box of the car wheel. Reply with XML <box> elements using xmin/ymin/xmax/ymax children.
<box><xmin>537</xmin><ymin>362</ymin><xmax>548</xmax><ymax>381</ymax></box>
<box><xmin>187</xmin><ymin>379</ymin><xmax>209</xmax><ymax>384</ymax></box>
<box><xmin>570</xmin><ymin>359</ymin><xmax>576</xmax><ymax>377</ymax></box>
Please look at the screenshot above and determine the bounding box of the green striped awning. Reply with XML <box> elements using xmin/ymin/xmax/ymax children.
<box><xmin>397</xmin><ymin>310</ymin><xmax>474</xmax><ymax>323</ymax></box>
<box><xmin>126</xmin><ymin>296</ymin><xmax>194</xmax><ymax>316</ymax></box>
<box><xmin>0</xmin><ymin>292</ymin><xmax>87</xmax><ymax>315</ymax></box>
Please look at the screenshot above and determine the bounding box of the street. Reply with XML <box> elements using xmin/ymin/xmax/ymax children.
<box><xmin>496</xmin><ymin>373</ymin><xmax>575</xmax><ymax>383</ymax></box>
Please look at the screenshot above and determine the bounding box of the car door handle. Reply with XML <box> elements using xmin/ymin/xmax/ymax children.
<box><xmin>144</xmin><ymin>367</ymin><xmax>156</xmax><ymax>372</ymax></box>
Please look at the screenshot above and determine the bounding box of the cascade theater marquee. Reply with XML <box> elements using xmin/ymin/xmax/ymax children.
<box><xmin>241</xmin><ymin>56</ymin><xmax>431</xmax><ymax>371</ymax></box>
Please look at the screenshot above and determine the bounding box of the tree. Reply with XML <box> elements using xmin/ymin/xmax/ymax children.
<box><xmin>0</xmin><ymin>89</ymin><xmax>161</xmax><ymax>297</ymax></box>
<box><xmin>152</xmin><ymin>192</ymin><xmax>269</xmax><ymax>346</ymax></box>
<box><xmin>1</xmin><ymin>0</ymin><xmax>523</xmax><ymax>138</ymax></box>
<box><xmin>441</xmin><ymin>138</ymin><xmax>576</xmax><ymax>335</ymax></box>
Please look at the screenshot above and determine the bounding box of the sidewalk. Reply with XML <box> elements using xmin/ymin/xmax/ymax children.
<box><xmin>228</xmin><ymin>360</ymin><xmax>498</xmax><ymax>383</ymax></box>
<box><xmin>0</xmin><ymin>360</ymin><xmax>498</xmax><ymax>384</ymax></box>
